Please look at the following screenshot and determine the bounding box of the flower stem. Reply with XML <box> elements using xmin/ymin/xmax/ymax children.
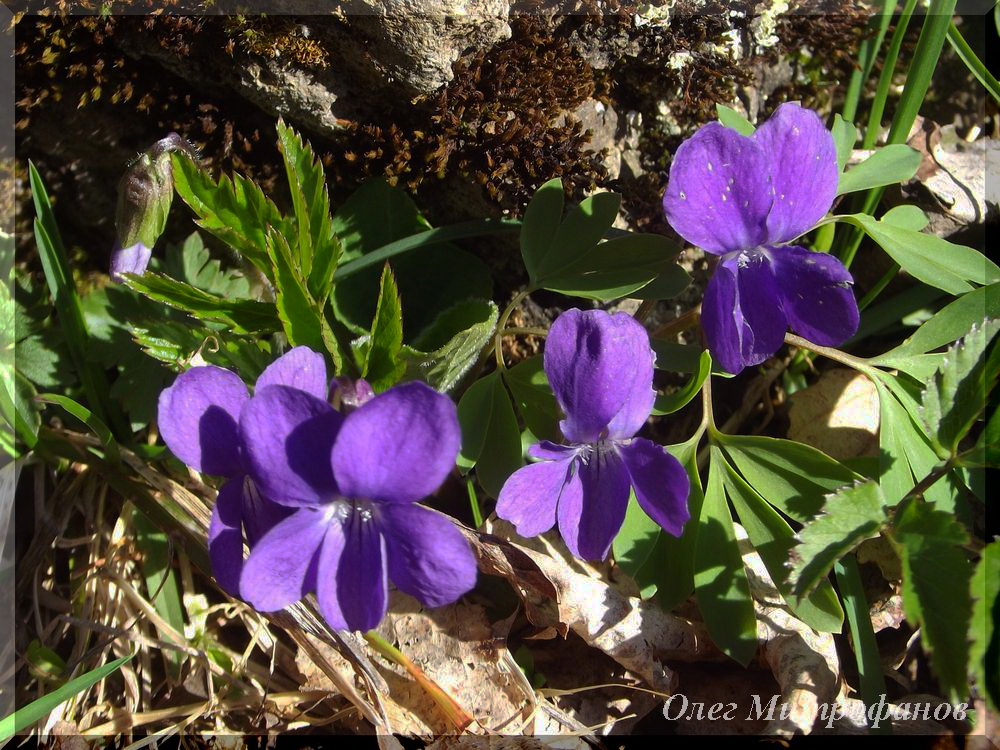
<box><xmin>501</xmin><ymin>326</ymin><xmax>548</xmax><ymax>338</ymax></box>
<box><xmin>494</xmin><ymin>289</ymin><xmax>532</xmax><ymax>370</ymax></box>
<box><xmin>363</xmin><ymin>630</ymin><xmax>474</xmax><ymax>731</ymax></box>
<box><xmin>783</xmin><ymin>333</ymin><xmax>875</xmax><ymax>374</ymax></box>
<box><xmin>651</xmin><ymin>306</ymin><xmax>701</xmax><ymax>340</ymax></box>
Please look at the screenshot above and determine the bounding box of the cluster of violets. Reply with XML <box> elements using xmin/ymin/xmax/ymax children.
<box><xmin>158</xmin><ymin>348</ymin><xmax>477</xmax><ymax>632</ymax></box>
<box><xmin>154</xmin><ymin>103</ymin><xmax>860</xmax><ymax>632</ymax></box>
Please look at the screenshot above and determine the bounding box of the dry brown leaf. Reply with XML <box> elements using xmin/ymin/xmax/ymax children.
<box><xmin>787</xmin><ymin>368</ymin><xmax>879</xmax><ymax>460</ymax></box>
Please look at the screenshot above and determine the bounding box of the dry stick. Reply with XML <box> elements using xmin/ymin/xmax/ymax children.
<box><xmin>651</xmin><ymin>305</ymin><xmax>701</xmax><ymax>339</ymax></box>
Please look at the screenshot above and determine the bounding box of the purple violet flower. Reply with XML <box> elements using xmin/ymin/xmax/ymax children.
<box><xmin>109</xmin><ymin>242</ymin><xmax>152</xmax><ymax>282</ymax></box>
<box><xmin>662</xmin><ymin>103</ymin><xmax>860</xmax><ymax>374</ymax></box>
<box><xmin>496</xmin><ymin>309</ymin><xmax>690</xmax><ymax>561</ymax></box>
<box><xmin>237</xmin><ymin>380</ymin><xmax>477</xmax><ymax>632</ymax></box>
<box><xmin>157</xmin><ymin>346</ymin><xmax>330</xmax><ymax>596</ymax></box>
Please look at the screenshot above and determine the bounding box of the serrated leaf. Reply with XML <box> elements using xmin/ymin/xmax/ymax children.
<box><xmin>831</xmin><ymin>114</ymin><xmax>857</xmax><ymax>172</ymax></box>
<box><xmin>969</xmin><ymin>541</ymin><xmax>998</xmax><ymax>712</ymax></box>
<box><xmin>123</xmin><ymin>272</ymin><xmax>280</xmax><ymax>335</ymax></box>
<box><xmin>716</xmin><ymin>104</ymin><xmax>755</xmax><ymax>136</ymax></box>
<box><xmin>276</xmin><ymin>119</ymin><xmax>339</xmax><ymax>298</ymax></box>
<box><xmin>161</xmin><ymin>232</ymin><xmax>250</xmax><ymax>298</ymax></box>
<box><xmin>400</xmin><ymin>299</ymin><xmax>498</xmax><ymax>393</ymax></box>
<box><xmin>132</xmin><ymin>321</ymin><xmax>270</xmax><ymax>380</ymax></box>
<box><xmin>844</xmin><ymin>213</ymin><xmax>1000</xmax><ymax>295</ymax></box>
<box><xmin>788</xmin><ymin>480</ymin><xmax>886</xmax><ymax>600</ymax></box>
<box><xmin>520</xmin><ymin>178</ymin><xmax>565</xmax><ymax>282</ymax></box>
<box><xmin>694</xmin><ymin>446</ymin><xmax>757</xmax><ymax>666</ymax></box>
<box><xmin>265</xmin><ymin>228</ymin><xmax>341</xmax><ymax>366</ymax></box>
<box><xmin>363</xmin><ymin>265</ymin><xmax>405</xmax><ymax>392</ymax></box>
<box><xmin>892</xmin><ymin>497</ymin><xmax>974</xmax><ymax>702</ymax></box>
<box><xmin>456</xmin><ymin>371</ymin><xmax>522</xmax><ymax>498</ymax></box>
<box><xmin>171</xmin><ymin>154</ymin><xmax>289</xmax><ymax>281</ymax></box>
<box><xmin>919</xmin><ymin>318</ymin><xmax>1000</xmax><ymax>458</ymax></box>
<box><xmin>837</xmin><ymin>144</ymin><xmax>922</xmax><ymax>195</ymax></box>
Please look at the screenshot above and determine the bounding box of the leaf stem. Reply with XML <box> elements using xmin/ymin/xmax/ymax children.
<box><xmin>834</xmin><ymin>555</ymin><xmax>893</xmax><ymax>735</ymax></box>
<box><xmin>784</xmin><ymin>333</ymin><xmax>875</xmax><ymax>374</ymax></box>
<box><xmin>362</xmin><ymin>630</ymin><xmax>473</xmax><ymax>731</ymax></box>
<box><xmin>466</xmin><ymin>477</ymin><xmax>483</xmax><ymax>529</ymax></box>
<box><xmin>494</xmin><ymin>289</ymin><xmax>532</xmax><ymax>370</ymax></box>
<box><xmin>501</xmin><ymin>326</ymin><xmax>548</xmax><ymax>338</ymax></box>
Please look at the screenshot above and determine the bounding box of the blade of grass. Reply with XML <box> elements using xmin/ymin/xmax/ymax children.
<box><xmin>842</xmin><ymin>0</ymin><xmax>897</xmax><ymax>123</ymax></box>
<box><xmin>36</xmin><ymin>393</ymin><xmax>120</xmax><ymax>465</ymax></box>
<box><xmin>946</xmin><ymin>20</ymin><xmax>1000</xmax><ymax>103</ymax></box>
<box><xmin>835</xmin><ymin>556</ymin><xmax>893</xmax><ymax>734</ymax></box>
<box><xmin>0</xmin><ymin>652</ymin><xmax>134</xmax><ymax>740</ymax></box>
<box><xmin>839</xmin><ymin>0</ymin><xmax>958</xmax><ymax>274</ymax></box>
<box><xmin>863</xmin><ymin>0</ymin><xmax>920</xmax><ymax>149</ymax></box>
<box><xmin>29</xmin><ymin>162</ymin><xmax>129</xmax><ymax>440</ymax></box>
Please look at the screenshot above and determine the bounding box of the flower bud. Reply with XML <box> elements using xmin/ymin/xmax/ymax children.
<box><xmin>110</xmin><ymin>133</ymin><xmax>196</xmax><ymax>281</ymax></box>
<box><xmin>330</xmin><ymin>377</ymin><xmax>375</xmax><ymax>412</ymax></box>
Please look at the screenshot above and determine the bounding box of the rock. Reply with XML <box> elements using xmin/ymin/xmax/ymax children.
<box><xmin>787</xmin><ymin>369</ymin><xmax>880</xmax><ymax>461</ymax></box>
<box><xmin>348</xmin><ymin>0</ymin><xmax>511</xmax><ymax>97</ymax></box>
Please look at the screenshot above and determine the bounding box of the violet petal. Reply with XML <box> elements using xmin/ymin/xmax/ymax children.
<box><xmin>619</xmin><ymin>438</ymin><xmax>691</xmax><ymax>537</ymax></box>
<box><xmin>557</xmin><ymin>450</ymin><xmax>631</xmax><ymax>561</ymax></box>
<box><xmin>255</xmin><ymin>346</ymin><xmax>329</xmax><ymax>400</ymax></box>
<box><xmin>496</xmin><ymin>457</ymin><xmax>573</xmax><ymax>538</ymax></box>
<box><xmin>332</xmin><ymin>382</ymin><xmax>459</xmax><ymax>504</ymax></box>
<box><xmin>753</xmin><ymin>103</ymin><xmax>839</xmax><ymax>244</ymax></box>
<box><xmin>316</xmin><ymin>511</ymin><xmax>388</xmax><ymax>632</ymax></box>
<box><xmin>208</xmin><ymin>476</ymin><xmax>246</xmax><ymax>598</ymax></box>
<box><xmin>240</xmin><ymin>507</ymin><xmax>327</xmax><ymax>612</ymax></box>
<box><xmin>545</xmin><ymin>309</ymin><xmax>655</xmax><ymax>444</ymax></box>
<box><xmin>240</xmin><ymin>385</ymin><xmax>342</xmax><ymax>507</ymax></box>
<box><xmin>157</xmin><ymin>365</ymin><xmax>247</xmax><ymax>476</ymax></box>
<box><xmin>662</xmin><ymin>122</ymin><xmax>772</xmax><ymax>255</ymax></box>
<box><xmin>770</xmin><ymin>244</ymin><xmax>859</xmax><ymax>346</ymax></box>
<box><xmin>381</xmin><ymin>503</ymin><xmax>478</xmax><ymax>608</ymax></box>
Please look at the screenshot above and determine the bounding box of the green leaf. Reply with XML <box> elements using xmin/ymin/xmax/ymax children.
<box><xmin>170</xmin><ymin>154</ymin><xmax>287</xmax><ymax>280</ymax></box>
<box><xmin>716</xmin><ymin>434</ymin><xmax>859</xmax><ymax>522</ymax></box>
<box><xmin>132</xmin><ymin>321</ymin><xmax>270</xmax><ymax>381</ymax></box>
<box><xmin>276</xmin><ymin>118</ymin><xmax>338</xmax><ymax>293</ymax></box>
<box><xmin>788</xmin><ymin>480</ymin><xmax>886</xmax><ymax>600</ymax></box>
<box><xmin>694</xmin><ymin>447</ymin><xmax>757</xmax><ymax>665</ymax></box>
<box><xmin>1</xmin><ymin>369</ymin><xmax>40</xmax><ymax>453</ymax></box>
<box><xmin>652</xmin><ymin>350</ymin><xmax>711</xmax><ymax>415</ymax></box>
<box><xmin>892</xmin><ymin>497</ymin><xmax>974</xmax><ymax>702</ymax></box>
<box><xmin>0</xmin><ymin>653</ymin><xmax>134</xmax><ymax>740</ymax></box>
<box><xmin>716</xmin><ymin>104</ymin><xmax>755</xmax><ymax>136</ymax></box>
<box><xmin>161</xmin><ymin>232</ymin><xmax>251</xmax><ymax>298</ymax></box>
<box><xmin>503</xmin><ymin>355</ymin><xmax>562</xmax><ymax>443</ymax></box>
<box><xmin>919</xmin><ymin>318</ymin><xmax>1000</xmax><ymax>457</ymax></box>
<box><xmin>645</xmin><ymin>438</ymin><xmax>702</xmax><ymax>609</ymax></box>
<box><xmin>843</xmin><ymin>213</ymin><xmax>1000</xmax><ymax>295</ymax></box>
<box><xmin>540</xmin><ymin>233</ymin><xmax>684</xmax><ymax>300</ymax></box>
<box><xmin>969</xmin><ymin>541</ymin><xmax>998</xmax><ymax>712</ymax></box>
<box><xmin>330</xmin><ymin>181</ymin><xmax>494</xmax><ymax>340</ymax></box>
<box><xmin>265</xmin><ymin>228</ymin><xmax>340</xmax><ymax>365</ymax></box>
<box><xmin>881</xmin><ymin>204</ymin><xmax>929</xmax><ymax>232</ymax></box>
<box><xmin>456</xmin><ymin>372</ymin><xmax>522</xmax><ymax>498</ymax></box>
<box><xmin>831</xmin><ymin>114</ymin><xmax>857</xmax><ymax>172</ymax></box>
<box><xmin>721</xmin><ymin>461</ymin><xmax>844</xmax><ymax>632</ymax></box>
<box><xmin>15</xmin><ymin>331</ymin><xmax>76</xmax><ymax>390</ymax></box>
<box><xmin>520</xmin><ymin>178</ymin><xmax>565</xmax><ymax>281</ymax></box>
<box><xmin>401</xmin><ymin>299</ymin><xmax>498</xmax><ymax>393</ymax></box>
<box><xmin>123</xmin><ymin>272</ymin><xmax>281</xmax><ymax>335</ymax></box>
<box><xmin>533</xmin><ymin>192</ymin><xmax>621</xmax><ymax>283</ymax></box>
<box><xmin>651</xmin><ymin>340</ymin><xmax>707</xmax><ymax>374</ymax></box>
<box><xmin>629</xmin><ymin>263</ymin><xmax>692</xmax><ymax>300</ymax></box>
<box><xmin>363</xmin><ymin>265</ymin><xmax>406</xmax><ymax>392</ymax></box>
<box><xmin>837</xmin><ymin>144</ymin><xmax>922</xmax><ymax>195</ymax></box>
<box><xmin>880</xmin><ymin>283</ymin><xmax>1000</xmax><ymax>357</ymax></box>
<box><xmin>612</xmin><ymin>492</ymin><xmax>660</xmax><ymax>597</ymax></box>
